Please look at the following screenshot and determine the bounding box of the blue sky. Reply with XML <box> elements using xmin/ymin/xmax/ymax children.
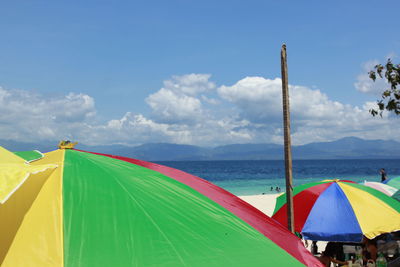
<box><xmin>0</xmin><ymin>1</ymin><xmax>399</xmax><ymax>146</ymax></box>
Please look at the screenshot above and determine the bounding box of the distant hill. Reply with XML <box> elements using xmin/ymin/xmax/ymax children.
<box><xmin>1</xmin><ymin>136</ymin><xmax>400</xmax><ymax>161</ymax></box>
<box><xmin>212</xmin><ymin>144</ymin><xmax>283</xmax><ymax>160</ymax></box>
<box><xmin>294</xmin><ymin>137</ymin><xmax>400</xmax><ymax>159</ymax></box>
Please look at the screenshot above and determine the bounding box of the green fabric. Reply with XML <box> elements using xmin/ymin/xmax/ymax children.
<box><xmin>13</xmin><ymin>150</ymin><xmax>43</xmax><ymax>162</ymax></box>
<box><xmin>273</xmin><ymin>181</ymin><xmax>329</xmax><ymax>215</ymax></box>
<box><xmin>63</xmin><ymin>150</ymin><xmax>304</xmax><ymax>267</ymax></box>
<box><xmin>345</xmin><ymin>182</ymin><xmax>400</xmax><ymax>212</ymax></box>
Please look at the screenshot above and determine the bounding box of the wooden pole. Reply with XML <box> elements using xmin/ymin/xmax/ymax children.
<box><xmin>280</xmin><ymin>44</ymin><xmax>295</xmax><ymax>233</ymax></box>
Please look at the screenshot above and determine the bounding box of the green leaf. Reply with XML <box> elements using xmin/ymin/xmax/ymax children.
<box><xmin>376</xmin><ymin>64</ymin><xmax>384</xmax><ymax>78</ymax></box>
<box><xmin>369</xmin><ymin>71</ymin><xmax>376</xmax><ymax>81</ymax></box>
<box><xmin>383</xmin><ymin>90</ymin><xmax>391</xmax><ymax>97</ymax></box>
<box><xmin>386</xmin><ymin>99</ymin><xmax>397</xmax><ymax>111</ymax></box>
<box><xmin>369</xmin><ymin>109</ymin><xmax>378</xmax><ymax>117</ymax></box>
<box><xmin>368</xmin><ymin>60</ymin><xmax>400</xmax><ymax>117</ymax></box>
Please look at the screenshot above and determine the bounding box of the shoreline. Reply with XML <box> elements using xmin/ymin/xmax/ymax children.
<box><xmin>238</xmin><ymin>194</ymin><xmax>279</xmax><ymax>217</ymax></box>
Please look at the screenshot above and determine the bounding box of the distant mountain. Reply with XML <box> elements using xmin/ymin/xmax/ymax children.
<box><xmin>295</xmin><ymin>137</ymin><xmax>400</xmax><ymax>159</ymax></box>
<box><xmin>212</xmin><ymin>144</ymin><xmax>283</xmax><ymax>160</ymax></box>
<box><xmin>1</xmin><ymin>136</ymin><xmax>400</xmax><ymax>161</ymax></box>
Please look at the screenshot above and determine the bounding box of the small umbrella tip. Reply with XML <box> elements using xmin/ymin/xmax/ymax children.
<box><xmin>58</xmin><ymin>140</ymin><xmax>78</xmax><ymax>149</ymax></box>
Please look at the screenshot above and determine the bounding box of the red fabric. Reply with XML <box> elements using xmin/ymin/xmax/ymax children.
<box><xmin>338</xmin><ymin>180</ymin><xmax>356</xmax><ymax>183</ymax></box>
<box><xmin>272</xmin><ymin>183</ymin><xmax>333</xmax><ymax>233</ymax></box>
<box><xmin>77</xmin><ymin>150</ymin><xmax>323</xmax><ymax>266</ymax></box>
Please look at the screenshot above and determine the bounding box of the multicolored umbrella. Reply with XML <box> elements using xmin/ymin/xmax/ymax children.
<box><xmin>0</xmin><ymin>146</ymin><xmax>322</xmax><ymax>267</ymax></box>
<box><xmin>362</xmin><ymin>181</ymin><xmax>398</xmax><ymax>196</ymax></box>
<box><xmin>382</xmin><ymin>177</ymin><xmax>400</xmax><ymax>202</ymax></box>
<box><xmin>0</xmin><ymin>147</ymin><xmax>56</xmax><ymax>204</ymax></box>
<box><xmin>393</xmin><ymin>190</ymin><xmax>400</xmax><ymax>202</ymax></box>
<box><xmin>384</xmin><ymin>176</ymin><xmax>400</xmax><ymax>190</ymax></box>
<box><xmin>272</xmin><ymin>180</ymin><xmax>400</xmax><ymax>242</ymax></box>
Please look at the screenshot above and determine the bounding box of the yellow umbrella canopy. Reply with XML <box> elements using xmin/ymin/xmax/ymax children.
<box><xmin>0</xmin><ymin>146</ymin><xmax>56</xmax><ymax>204</ymax></box>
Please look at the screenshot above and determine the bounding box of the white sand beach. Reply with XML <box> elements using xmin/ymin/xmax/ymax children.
<box><xmin>238</xmin><ymin>194</ymin><xmax>278</xmax><ymax>216</ymax></box>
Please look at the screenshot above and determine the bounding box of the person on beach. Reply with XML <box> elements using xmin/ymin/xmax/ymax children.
<box><xmin>362</xmin><ymin>237</ymin><xmax>377</xmax><ymax>263</ymax></box>
<box><xmin>316</xmin><ymin>242</ymin><xmax>347</xmax><ymax>266</ymax></box>
<box><xmin>311</xmin><ymin>241</ymin><xmax>318</xmax><ymax>255</ymax></box>
<box><xmin>380</xmin><ymin>168</ymin><xmax>387</xmax><ymax>182</ymax></box>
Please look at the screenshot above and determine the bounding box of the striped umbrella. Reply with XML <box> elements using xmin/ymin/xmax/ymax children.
<box><xmin>382</xmin><ymin>177</ymin><xmax>400</xmax><ymax>202</ymax></box>
<box><xmin>272</xmin><ymin>180</ymin><xmax>400</xmax><ymax>242</ymax></box>
<box><xmin>394</xmin><ymin>191</ymin><xmax>400</xmax><ymax>202</ymax></box>
<box><xmin>0</xmin><ymin>147</ymin><xmax>322</xmax><ymax>267</ymax></box>
<box><xmin>362</xmin><ymin>181</ymin><xmax>398</xmax><ymax>196</ymax></box>
<box><xmin>385</xmin><ymin>176</ymin><xmax>400</xmax><ymax>190</ymax></box>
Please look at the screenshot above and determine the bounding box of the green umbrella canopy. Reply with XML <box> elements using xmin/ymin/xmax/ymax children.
<box><xmin>0</xmin><ymin>148</ymin><xmax>322</xmax><ymax>267</ymax></box>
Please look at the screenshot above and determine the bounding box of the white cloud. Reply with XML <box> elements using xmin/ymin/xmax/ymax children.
<box><xmin>0</xmin><ymin>87</ymin><xmax>95</xmax><ymax>141</ymax></box>
<box><xmin>218</xmin><ymin>77</ymin><xmax>349</xmax><ymax>123</ymax></box>
<box><xmin>218</xmin><ymin>76</ymin><xmax>398</xmax><ymax>145</ymax></box>
<box><xmin>146</xmin><ymin>88</ymin><xmax>203</xmax><ymax>124</ymax></box>
<box><xmin>219</xmin><ymin>77</ymin><xmax>282</xmax><ymax>123</ymax></box>
<box><xmin>96</xmin><ymin>112</ymin><xmax>175</xmax><ymax>145</ymax></box>
<box><xmin>93</xmin><ymin>113</ymin><xmax>254</xmax><ymax>146</ymax></box>
<box><xmin>163</xmin><ymin>74</ymin><xmax>216</xmax><ymax>96</ymax></box>
<box><xmin>145</xmin><ymin>74</ymin><xmax>217</xmax><ymax>124</ymax></box>
<box><xmin>1</xmin><ymin>74</ymin><xmax>400</xmax><ymax>147</ymax></box>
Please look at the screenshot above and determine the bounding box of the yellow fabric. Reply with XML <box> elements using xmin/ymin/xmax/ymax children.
<box><xmin>339</xmin><ymin>182</ymin><xmax>400</xmax><ymax>239</ymax></box>
<box><xmin>1</xmin><ymin>150</ymin><xmax>64</xmax><ymax>267</ymax></box>
<box><xmin>0</xmin><ymin>146</ymin><xmax>26</xmax><ymax>164</ymax></box>
<box><xmin>0</xmin><ymin>146</ymin><xmax>57</xmax><ymax>204</ymax></box>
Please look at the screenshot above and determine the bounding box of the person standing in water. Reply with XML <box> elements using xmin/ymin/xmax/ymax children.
<box><xmin>380</xmin><ymin>168</ymin><xmax>387</xmax><ymax>182</ymax></box>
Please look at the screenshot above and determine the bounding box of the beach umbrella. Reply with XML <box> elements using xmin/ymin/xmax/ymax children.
<box><xmin>272</xmin><ymin>180</ymin><xmax>400</xmax><ymax>242</ymax></box>
<box><xmin>0</xmin><ymin>147</ymin><xmax>56</xmax><ymax>204</ymax></box>
<box><xmin>0</xmin><ymin>146</ymin><xmax>322</xmax><ymax>267</ymax></box>
<box><xmin>393</xmin><ymin>190</ymin><xmax>400</xmax><ymax>202</ymax></box>
<box><xmin>362</xmin><ymin>181</ymin><xmax>398</xmax><ymax>196</ymax></box>
<box><xmin>383</xmin><ymin>177</ymin><xmax>400</xmax><ymax>201</ymax></box>
<box><xmin>384</xmin><ymin>176</ymin><xmax>400</xmax><ymax>189</ymax></box>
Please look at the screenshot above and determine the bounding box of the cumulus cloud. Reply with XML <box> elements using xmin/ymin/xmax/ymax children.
<box><xmin>146</xmin><ymin>88</ymin><xmax>203</xmax><ymax>124</ymax></box>
<box><xmin>218</xmin><ymin>77</ymin><xmax>348</xmax><ymax>123</ymax></box>
<box><xmin>1</xmin><ymin>73</ymin><xmax>399</xmax><ymax>147</ymax></box>
<box><xmin>0</xmin><ymin>87</ymin><xmax>95</xmax><ymax>141</ymax></box>
<box><xmin>219</xmin><ymin>77</ymin><xmax>283</xmax><ymax>122</ymax></box>
<box><xmin>163</xmin><ymin>74</ymin><xmax>216</xmax><ymax>96</ymax></box>
<box><xmin>218</xmin><ymin>76</ymin><xmax>397</xmax><ymax>145</ymax></box>
<box><xmin>91</xmin><ymin>112</ymin><xmax>254</xmax><ymax>146</ymax></box>
<box><xmin>145</xmin><ymin>74</ymin><xmax>216</xmax><ymax>124</ymax></box>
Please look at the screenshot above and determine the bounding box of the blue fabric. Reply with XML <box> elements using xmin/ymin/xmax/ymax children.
<box><xmin>302</xmin><ymin>183</ymin><xmax>363</xmax><ymax>242</ymax></box>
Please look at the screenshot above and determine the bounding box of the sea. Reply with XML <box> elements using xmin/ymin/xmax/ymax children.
<box><xmin>156</xmin><ymin>159</ymin><xmax>400</xmax><ymax>196</ymax></box>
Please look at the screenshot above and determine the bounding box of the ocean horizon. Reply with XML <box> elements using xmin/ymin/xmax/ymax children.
<box><xmin>156</xmin><ymin>159</ymin><xmax>400</xmax><ymax>196</ymax></box>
